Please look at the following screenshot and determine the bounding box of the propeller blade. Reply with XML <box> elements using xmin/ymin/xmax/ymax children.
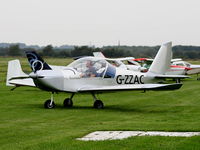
<box><xmin>9</xmin><ymin>76</ymin><xmax>30</xmax><ymax>81</ymax></box>
<box><xmin>9</xmin><ymin>74</ymin><xmax>44</xmax><ymax>81</ymax></box>
<box><xmin>29</xmin><ymin>73</ymin><xmax>44</xmax><ymax>79</ymax></box>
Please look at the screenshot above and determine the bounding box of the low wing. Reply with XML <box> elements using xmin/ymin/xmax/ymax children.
<box><xmin>133</xmin><ymin>58</ymin><xmax>153</xmax><ymax>62</ymax></box>
<box><xmin>171</xmin><ymin>58</ymin><xmax>182</xmax><ymax>62</ymax></box>
<box><xmin>112</xmin><ymin>57</ymin><xmax>135</xmax><ymax>61</ymax></box>
<box><xmin>155</xmin><ymin>75</ymin><xmax>189</xmax><ymax>79</ymax></box>
<box><xmin>78</xmin><ymin>83</ymin><xmax>182</xmax><ymax>92</ymax></box>
<box><xmin>93</xmin><ymin>52</ymin><xmax>134</xmax><ymax>61</ymax></box>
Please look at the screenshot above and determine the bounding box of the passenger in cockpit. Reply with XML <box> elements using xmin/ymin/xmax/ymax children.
<box><xmin>80</xmin><ymin>60</ymin><xmax>98</xmax><ymax>77</ymax></box>
<box><xmin>79</xmin><ymin>59</ymin><xmax>107</xmax><ymax>78</ymax></box>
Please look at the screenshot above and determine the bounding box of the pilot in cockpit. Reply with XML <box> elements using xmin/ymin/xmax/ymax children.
<box><xmin>84</xmin><ymin>60</ymin><xmax>97</xmax><ymax>77</ymax></box>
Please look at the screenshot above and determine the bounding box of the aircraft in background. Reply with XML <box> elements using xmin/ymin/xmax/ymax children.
<box><xmin>93</xmin><ymin>52</ymin><xmax>193</xmax><ymax>76</ymax></box>
<box><xmin>7</xmin><ymin>42</ymin><xmax>187</xmax><ymax>109</ymax></box>
<box><xmin>131</xmin><ymin>58</ymin><xmax>200</xmax><ymax>79</ymax></box>
<box><xmin>171</xmin><ymin>60</ymin><xmax>200</xmax><ymax>79</ymax></box>
<box><xmin>130</xmin><ymin>58</ymin><xmax>191</xmax><ymax>75</ymax></box>
<box><xmin>93</xmin><ymin>52</ymin><xmax>147</xmax><ymax>72</ymax></box>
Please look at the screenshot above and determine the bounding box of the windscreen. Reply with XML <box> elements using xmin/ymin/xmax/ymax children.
<box><xmin>68</xmin><ymin>57</ymin><xmax>107</xmax><ymax>78</ymax></box>
<box><xmin>68</xmin><ymin>57</ymin><xmax>116</xmax><ymax>78</ymax></box>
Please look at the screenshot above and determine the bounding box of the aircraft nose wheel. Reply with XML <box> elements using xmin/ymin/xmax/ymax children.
<box><xmin>94</xmin><ymin>100</ymin><xmax>104</xmax><ymax>109</ymax></box>
<box><xmin>63</xmin><ymin>98</ymin><xmax>73</xmax><ymax>107</ymax></box>
<box><xmin>44</xmin><ymin>99</ymin><xmax>55</xmax><ymax>109</ymax></box>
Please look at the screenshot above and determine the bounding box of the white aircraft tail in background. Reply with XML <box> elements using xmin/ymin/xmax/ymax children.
<box><xmin>93</xmin><ymin>52</ymin><xmax>105</xmax><ymax>58</ymax></box>
<box><xmin>148</xmin><ymin>42</ymin><xmax>172</xmax><ymax>74</ymax></box>
<box><xmin>147</xmin><ymin>42</ymin><xmax>188</xmax><ymax>80</ymax></box>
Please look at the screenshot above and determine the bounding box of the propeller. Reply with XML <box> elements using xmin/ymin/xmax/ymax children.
<box><xmin>9</xmin><ymin>72</ymin><xmax>44</xmax><ymax>81</ymax></box>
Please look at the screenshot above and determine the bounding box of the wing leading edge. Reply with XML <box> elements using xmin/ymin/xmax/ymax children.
<box><xmin>78</xmin><ymin>83</ymin><xmax>182</xmax><ymax>92</ymax></box>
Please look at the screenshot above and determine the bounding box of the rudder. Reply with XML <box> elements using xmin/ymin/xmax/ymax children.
<box><xmin>148</xmin><ymin>42</ymin><xmax>172</xmax><ymax>74</ymax></box>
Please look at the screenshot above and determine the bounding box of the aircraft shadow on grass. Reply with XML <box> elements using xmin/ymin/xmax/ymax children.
<box><xmin>27</xmin><ymin>103</ymin><xmax>180</xmax><ymax>114</ymax></box>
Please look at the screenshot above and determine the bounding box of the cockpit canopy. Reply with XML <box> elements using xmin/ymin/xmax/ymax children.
<box><xmin>68</xmin><ymin>57</ymin><xmax>116</xmax><ymax>78</ymax></box>
<box><xmin>173</xmin><ymin>61</ymin><xmax>191</xmax><ymax>68</ymax></box>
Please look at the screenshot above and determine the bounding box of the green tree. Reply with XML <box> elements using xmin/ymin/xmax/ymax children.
<box><xmin>42</xmin><ymin>45</ymin><xmax>54</xmax><ymax>56</ymax></box>
<box><xmin>71</xmin><ymin>46</ymin><xmax>94</xmax><ymax>57</ymax></box>
<box><xmin>8</xmin><ymin>45</ymin><xmax>21</xmax><ymax>56</ymax></box>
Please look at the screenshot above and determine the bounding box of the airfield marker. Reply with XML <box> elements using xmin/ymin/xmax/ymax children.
<box><xmin>77</xmin><ymin>131</ymin><xmax>200</xmax><ymax>141</ymax></box>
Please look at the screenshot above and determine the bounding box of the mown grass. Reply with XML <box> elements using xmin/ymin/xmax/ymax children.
<box><xmin>0</xmin><ymin>57</ymin><xmax>200</xmax><ymax>150</ymax></box>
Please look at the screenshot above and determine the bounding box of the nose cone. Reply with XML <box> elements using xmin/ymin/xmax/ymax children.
<box><xmin>29</xmin><ymin>72</ymin><xmax>38</xmax><ymax>78</ymax></box>
<box><xmin>30</xmin><ymin>70</ymin><xmax>64</xmax><ymax>91</ymax></box>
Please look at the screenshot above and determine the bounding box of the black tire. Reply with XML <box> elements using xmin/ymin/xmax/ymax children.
<box><xmin>44</xmin><ymin>99</ymin><xmax>55</xmax><ymax>109</ymax></box>
<box><xmin>93</xmin><ymin>100</ymin><xmax>104</xmax><ymax>109</ymax></box>
<box><xmin>63</xmin><ymin>98</ymin><xmax>73</xmax><ymax>107</ymax></box>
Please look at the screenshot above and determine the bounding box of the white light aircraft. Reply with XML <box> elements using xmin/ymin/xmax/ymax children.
<box><xmin>93</xmin><ymin>52</ymin><xmax>146</xmax><ymax>72</ymax></box>
<box><xmin>130</xmin><ymin>58</ymin><xmax>191</xmax><ymax>75</ymax></box>
<box><xmin>93</xmin><ymin>51</ymin><xmax>192</xmax><ymax>76</ymax></box>
<box><xmin>131</xmin><ymin>58</ymin><xmax>200</xmax><ymax>78</ymax></box>
<box><xmin>172</xmin><ymin>60</ymin><xmax>200</xmax><ymax>79</ymax></box>
<box><xmin>7</xmin><ymin>42</ymin><xmax>187</xmax><ymax>109</ymax></box>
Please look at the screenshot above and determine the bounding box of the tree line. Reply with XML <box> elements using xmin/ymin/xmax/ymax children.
<box><xmin>1</xmin><ymin>44</ymin><xmax>200</xmax><ymax>59</ymax></box>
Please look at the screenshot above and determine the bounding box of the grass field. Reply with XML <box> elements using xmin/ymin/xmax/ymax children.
<box><xmin>0</xmin><ymin>57</ymin><xmax>200</xmax><ymax>150</ymax></box>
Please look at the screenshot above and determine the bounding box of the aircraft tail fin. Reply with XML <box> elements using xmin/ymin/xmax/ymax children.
<box><xmin>93</xmin><ymin>52</ymin><xmax>105</xmax><ymax>58</ymax></box>
<box><xmin>6</xmin><ymin>59</ymin><xmax>29</xmax><ymax>86</ymax></box>
<box><xmin>148</xmin><ymin>42</ymin><xmax>172</xmax><ymax>74</ymax></box>
<box><xmin>25</xmin><ymin>51</ymin><xmax>52</xmax><ymax>72</ymax></box>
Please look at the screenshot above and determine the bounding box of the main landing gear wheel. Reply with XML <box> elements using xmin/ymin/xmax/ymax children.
<box><xmin>44</xmin><ymin>99</ymin><xmax>55</xmax><ymax>109</ymax></box>
<box><xmin>197</xmin><ymin>74</ymin><xmax>200</xmax><ymax>80</ymax></box>
<box><xmin>63</xmin><ymin>98</ymin><xmax>73</xmax><ymax>107</ymax></box>
<box><xmin>93</xmin><ymin>100</ymin><xmax>104</xmax><ymax>109</ymax></box>
<box><xmin>91</xmin><ymin>92</ymin><xmax>104</xmax><ymax>109</ymax></box>
<box><xmin>63</xmin><ymin>93</ymin><xmax>75</xmax><ymax>108</ymax></box>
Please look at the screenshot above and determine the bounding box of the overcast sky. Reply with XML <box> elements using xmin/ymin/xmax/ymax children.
<box><xmin>0</xmin><ymin>0</ymin><xmax>200</xmax><ymax>47</ymax></box>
